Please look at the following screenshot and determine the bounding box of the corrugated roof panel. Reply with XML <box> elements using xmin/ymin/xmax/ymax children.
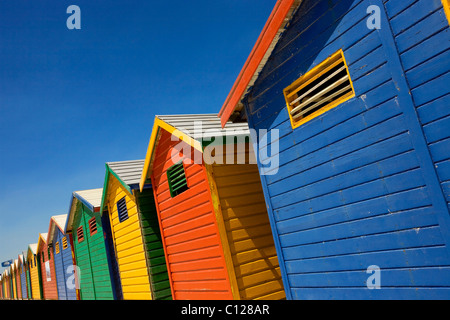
<box><xmin>28</xmin><ymin>243</ymin><xmax>38</xmax><ymax>255</ymax></box>
<box><xmin>107</xmin><ymin>159</ymin><xmax>145</xmax><ymax>186</ymax></box>
<box><xmin>65</xmin><ymin>188</ymin><xmax>103</xmax><ymax>233</ymax></box>
<box><xmin>52</xmin><ymin>214</ymin><xmax>67</xmax><ymax>231</ymax></box>
<box><xmin>74</xmin><ymin>188</ymin><xmax>103</xmax><ymax>208</ymax></box>
<box><xmin>157</xmin><ymin>114</ymin><xmax>250</xmax><ymax>140</ymax></box>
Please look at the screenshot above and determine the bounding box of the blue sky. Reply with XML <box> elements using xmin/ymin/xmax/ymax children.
<box><xmin>0</xmin><ymin>0</ymin><xmax>276</xmax><ymax>271</ymax></box>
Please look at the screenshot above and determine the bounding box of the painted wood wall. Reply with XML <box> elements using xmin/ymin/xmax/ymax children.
<box><xmin>243</xmin><ymin>0</ymin><xmax>450</xmax><ymax>299</ymax></box>
<box><xmin>53</xmin><ymin>230</ymin><xmax>77</xmax><ymax>300</ymax></box>
<box><xmin>26</xmin><ymin>267</ymin><xmax>32</xmax><ymax>299</ymax></box>
<box><xmin>20</xmin><ymin>267</ymin><xmax>27</xmax><ymax>299</ymax></box>
<box><xmin>72</xmin><ymin>204</ymin><xmax>115</xmax><ymax>300</ymax></box>
<box><xmin>12</xmin><ymin>269</ymin><xmax>17</xmax><ymax>299</ymax></box>
<box><xmin>28</xmin><ymin>254</ymin><xmax>41</xmax><ymax>299</ymax></box>
<box><xmin>151</xmin><ymin>130</ymin><xmax>234</xmax><ymax>300</ymax></box>
<box><xmin>105</xmin><ymin>174</ymin><xmax>153</xmax><ymax>300</ymax></box>
<box><xmin>207</xmin><ymin>144</ymin><xmax>285</xmax><ymax>300</ymax></box>
<box><xmin>135</xmin><ymin>188</ymin><xmax>172</xmax><ymax>300</ymax></box>
<box><xmin>38</xmin><ymin>242</ymin><xmax>58</xmax><ymax>299</ymax></box>
<box><xmin>385</xmin><ymin>0</ymin><xmax>450</xmax><ymax>217</ymax></box>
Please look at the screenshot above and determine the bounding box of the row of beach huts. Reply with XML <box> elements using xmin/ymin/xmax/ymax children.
<box><xmin>1</xmin><ymin>0</ymin><xmax>450</xmax><ymax>300</ymax></box>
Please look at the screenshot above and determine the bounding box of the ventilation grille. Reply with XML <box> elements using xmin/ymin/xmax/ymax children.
<box><xmin>167</xmin><ymin>161</ymin><xmax>189</xmax><ymax>198</ymax></box>
<box><xmin>77</xmin><ymin>226</ymin><xmax>84</xmax><ymax>243</ymax></box>
<box><xmin>284</xmin><ymin>50</ymin><xmax>355</xmax><ymax>128</ymax></box>
<box><xmin>88</xmin><ymin>217</ymin><xmax>97</xmax><ymax>235</ymax></box>
<box><xmin>55</xmin><ymin>242</ymin><xmax>60</xmax><ymax>255</ymax></box>
<box><xmin>117</xmin><ymin>197</ymin><xmax>129</xmax><ymax>223</ymax></box>
<box><xmin>62</xmin><ymin>236</ymin><xmax>68</xmax><ymax>250</ymax></box>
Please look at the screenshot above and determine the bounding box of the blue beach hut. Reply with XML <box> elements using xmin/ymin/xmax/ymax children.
<box><xmin>219</xmin><ymin>0</ymin><xmax>450</xmax><ymax>299</ymax></box>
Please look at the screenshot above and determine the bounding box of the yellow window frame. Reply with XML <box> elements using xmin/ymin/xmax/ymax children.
<box><xmin>283</xmin><ymin>49</ymin><xmax>355</xmax><ymax>129</ymax></box>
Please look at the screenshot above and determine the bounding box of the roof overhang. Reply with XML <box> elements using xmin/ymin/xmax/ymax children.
<box><xmin>37</xmin><ymin>232</ymin><xmax>48</xmax><ymax>252</ymax></box>
<box><xmin>139</xmin><ymin>116</ymin><xmax>204</xmax><ymax>191</ymax></box>
<box><xmin>27</xmin><ymin>243</ymin><xmax>38</xmax><ymax>257</ymax></box>
<box><xmin>100</xmin><ymin>161</ymin><xmax>149</xmax><ymax>215</ymax></box>
<box><xmin>218</xmin><ymin>0</ymin><xmax>302</xmax><ymax>127</ymax></box>
<box><xmin>65</xmin><ymin>189</ymin><xmax>102</xmax><ymax>233</ymax></box>
<box><xmin>48</xmin><ymin>214</ymin><xmax>67</xmax><ymax>244</ymax></box>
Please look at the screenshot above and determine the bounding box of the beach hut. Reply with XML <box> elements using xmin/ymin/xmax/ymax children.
<box><xmin>65</xmin><ymin>188</ymin><xmax>120</xmax><ymax>300</ymax></box>
<box><xmin>22</xmin><ymin>252</ymin><xmax>32</xmax><ymax>300</ymax></box>
<box><xmin>18</xmin><ymin>254</ymin><xmax>28</xmax><ymax>300</ymax></box>
<box><xmin>218</xmin><ymin>0</ymin><xmax>450</xmax><ymax>299</ymax></box>
<box><xmin>11</xmin><ymin>259</ymin><xmax>19</xmax><ymax>299</ymax></box>
<box><xmin>0</xmin><ymin>271</ymin><xmax>7</xmax><ymax>300</ymax></box>
<box><xmin>48</xmin><ymin>214</ymin><xmax>77</xmax><ymax>300</ymax></box>
<box><xmin>27</xmin><ymin>243</ymin><xmax>42</xmax><ymax>300</ymax></box>
<box><xmin>100</xmin><ymin>160</ymin><xmax>171</xmax><ymax>300</ymax></box>
<box><xmin>37</xmin><ymin>232</ymin><xmax>58</xmax><ymax>300</ymax></box>
<box><xmin>15</xmin><ymin>259</ymin><xmax>22</xmax><ymax>299</ymax></box>
<box><xmin>3</xmin><ymin>270</ymin><xmax>10</xmax><ymax>299</ymax></box>
<box><xmin>139</xmin><ymin>114</ymin><xmax>285</xmax><ymax>300</ymax></box>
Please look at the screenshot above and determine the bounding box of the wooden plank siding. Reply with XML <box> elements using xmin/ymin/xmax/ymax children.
<box><xmin>72</xmin><ymin>208</ymin><xmax>96</xmax><ymax>299</ymax></box>
<box><xmin>13</xmin><ymin>267</ymin><xmax>19</xmax><ymax>299</ymax></box>
<box><xmin>105</xmin><ymin>174</ymin><xmax>153</xmax><ymax>300</ymax></box>
<box><xmin>27</xmin><ymin>254</ymin><xmax>41</xmax><ymax>299</ymax></box>
<box><xmin>135</xmin><ymin>189</ymin><xmax>172</xmax><ymax>300</ymax></box>
<box><xmin>151</xmin><ymin>130</ymin><xmax>234</xmax><ymax>300</ymax></box>
<box><xmin>38</xmin><ymin>238</ymin><xmax>58</xmax><ymax>300</ymax></box>
<box><xmin>20</xmin><ymin>266</ymin><xmax>27</xmax><ymax>299</ymax></box>
<box><xmin>384</xmin><ymin>0</ymin><xmax>450</xmax><ymax>212</ymax></box>
<box><xmin>53</xmin><ymin>231</ymin><xmax>77</xmax><ymax>300</ymax></box>
<box><xmin>72</xmin><ymin>203</ymin><xmax>115</xmax><ymax>300</ymax></box>
<box><xmin>26</xmin><ymin>265</ymin><xmax>32</xmax><ymax>299</ymax></box>
<box><xmin>208</xmin><ymin>145</ymin><xmax>286</xmax><ymax>300</ymax></box>
<box><xmin>241</xmin><ymin>0</ymin><xmax>450</xmax><ymax>299</ymax></box>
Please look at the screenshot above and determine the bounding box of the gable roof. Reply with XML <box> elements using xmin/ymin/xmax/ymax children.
<box><xmin>99</xmin><ymin>160</ymin><xmax>146</xmax><ymax>214</ymax></box>
<box><xmin>37</xmin><ymin>233</ymin><xmax>48</xmax><ymax>251</ymax></box>
<box><xmin>139</xmin><ymin>114</ymin><xmax>251</xmax><ymax>190</ymax></box>
<box><xmin>218</xmin><ymin>0</ymin><xmax>302</xmax><ymax>127</ymax></box>
<box><xmin>107</xmin><ymin>160</ymin><xmax>144</xmax><ymax>187</ymax></box>
<box><xmin>65</xmin><ymin>188</ymin><xmax>103</xmax><ymax>233</ymax></box>
<box><xmin>27</xmin><ymin>243</ymin><xmax>38</xmax><ymax>256</ymax></box>
<box><xmin>47</xmin><ymin>214</ymin><xmax>68</xmax><ymax>244</ymax></box>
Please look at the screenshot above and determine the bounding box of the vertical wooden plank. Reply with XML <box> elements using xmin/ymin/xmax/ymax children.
<box><xmin>204</xmin><ymin>163</ymin><xmax>241</xmax><ymax>300</ymax></box>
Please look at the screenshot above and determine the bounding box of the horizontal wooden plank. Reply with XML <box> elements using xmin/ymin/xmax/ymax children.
<box><xmin>278</xmin><ymin>186</ymin><xmax>432</xmax><ymax>236</ymax></box>
<box><xmin>169</xmin><ymin>257</ymin><xmax>226</xmax><ymax>273</ymax></box>
<box><xmin>122</xmin><ymin>292</ymin><xmax>152</xmax><ymax>300</ymax></box>
<box><xmin>172</xmin><ymin>279</ymin><xmax>230</xmax><ymax>292</ymax></box>
<box><xmin>401</xmin><ymin>29</ymin><xmax>450</xmax><ymax>72</ymax></box>
<box><xmin>163</xmin><ymin>223</ymin><xmax>217</xmax><ymax>247</ymax></box>
<box><xmin>234</xmin><ymin>257</ymin><xmax>282</xmax><ymax>278</ymax></box>
<box><xmin>168</xmin><ymin>245</ymin><xmax>222</xmax><ymax>264</ymax></box>
<box><xmin>173</xmin><ymin>290</ymin><xmax>233</xmax><ymax>300</ymax></box>
<box><xmin>291</xmin><ymin>287</ymin><xmax>450</xmax><ymax>300</ymax></box>
<box><xmin>411</xmin><ymin>71</ymin><xmax>450</xmax><ymax>107</ymax></box>
<box><xmin>282</xmin><ymin>225</ymin><xmax>444</xmax><ymax>261</ymax></box>
<box><xmin>238</xmin><ymin>278</ymin><xmax>285</xmax><ymax>300</ymax></box>
<box><xmin>429</xmin><ymin>137</ymin><xmax>450</xmax><ymax>162</ymax></box>
<box><xmin>285</xmin><ymin>246</ymin><xmax>450</xmax><ymax>274</ymax></box>
<box><xmin>279</xmin><ymin>206</ymin><xmax>437</xmax><ymax>248</ymax></box>
<box><xmin>395</xmin><ymin>9</ymin><xmax>448</xmax><ymax>54</ymax></box>
<box><xmin>389</xmin><ymin>0</ymin><xmax>443</xmax><ymax>35</ymax></box>
<box><xmin>384</xmin><ymin>0</ymin><xmax>416</xmax><ymax>18</ymax></box>
<box><xmin>423</xmin><ymin>115</ymin><xmax>450</xmax><ymax>144</ymax></box>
